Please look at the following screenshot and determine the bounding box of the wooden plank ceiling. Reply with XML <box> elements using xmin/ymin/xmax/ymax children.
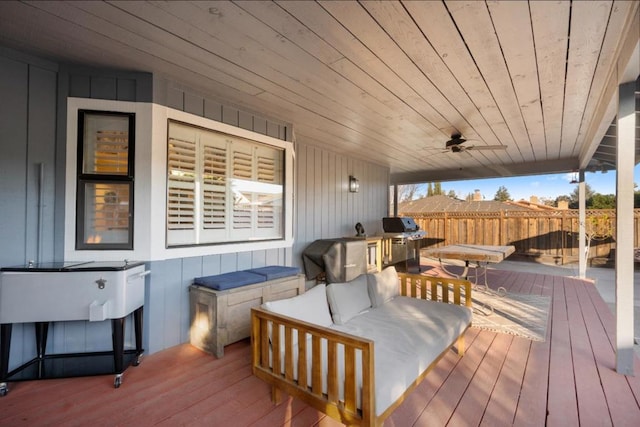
<box><xmin>0</xmin><ymin>0</ymin><xmax>637</xmax><ymax>183</ymax></box>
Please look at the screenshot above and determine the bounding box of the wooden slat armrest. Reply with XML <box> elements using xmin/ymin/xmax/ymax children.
<box><xmin>251</xmin><ymin>307</ymin><xmax>376</xmax><ymax>426</ymax></box>
<box><xmin>397</xmin><ymin>273</ymin><xmax>473</xmax><ymax>308</ymax></box>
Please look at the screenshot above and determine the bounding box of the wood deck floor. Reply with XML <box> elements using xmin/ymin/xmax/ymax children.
<box><xmin>1</xmin><ymin>264</ymin><xmax>640</xmax><ymax>426</ymax></box>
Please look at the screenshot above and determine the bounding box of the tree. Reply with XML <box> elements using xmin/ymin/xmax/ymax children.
<box><xmin>398</xmin><ymin>184</ymin><xmax>420</xmax><ymax>202</ymax></box>
<box><xmin>434</xmin><ymin>182</ymin><xmax>442</xmax><ymax>195</ymax></box>
<box><xmin>427</xmin><ymin>182</ymin><xmax>434</xmax><ymax>197</ymax></box>
<box><xmin>494</xmin><ymin>185</ymin><xmax>511</xmax><ymax>202</ymax></box>
<box><xmin>569</xmin><ymin>183</ymin><xmax>594</xmax><ymax>208</ymax></box>
<box><xmin>538</xmin><ymin>196</ymin><xmax>556</xmax><ymax>207</ymax></box>
<box><xmin>447</xmin><ymin>189</ymin><xmax>457</xmax><ymax>199</ymax></box>
<box><xmin>589</xmin><ymin>193</ymin><xmax>616</xmax><ymax>209</ymax></box>
<box><xmin>584</xmin><ymin>212</ymin><xmax>613</xmax><ymax>261</ymax></box>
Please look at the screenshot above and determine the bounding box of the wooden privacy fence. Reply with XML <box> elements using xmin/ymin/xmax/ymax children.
<box><xmin>402</xmin><ymin>209</ymin><xmax>640</xmax><ymax>265</ymax></box>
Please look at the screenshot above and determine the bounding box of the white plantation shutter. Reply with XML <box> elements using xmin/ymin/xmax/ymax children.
<box><xmin>167</xmin><ymin>124</ymin><xmax>197</xmax><ymax>245</ymax></box>
<box><xmin>201</xmin><ymin>144</ymin><xmax>227</xmax><ymax>230</ymax></box>
<box><xmin>199</xmin><ymin>134</ymin><xmax>229</xmax><ymax>243</ymax></box>
<box><xmin>93</xmin><ymin>130</ymin><xmax>129</xmax><ymax>174</ymax></box>
<box><xmin>166</xmin><ymin>121</ymin><xmax>284</xmax><ymax>246</ymax></box>
<box><xmin>255</xmin><ymin>146</ymin><xmax>282</xmax><ymax>238</ymax></box>
<box><xmin>167</xmin><ymin>138</ymin><xmax>196</xmax><ymax>229</ymax></box>
<box><xmin>232</xmin><ymin>144</ymin><xmax>254</xmax><ymax>234</ymax></box>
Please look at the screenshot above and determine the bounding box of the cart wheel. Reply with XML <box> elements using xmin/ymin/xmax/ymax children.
<box><xmin>133</xmin><ymin>355</ymin><xmax>142</xmax><ymax>366</ymax></box>
<box><xmin>0</xmin><ymin>383</ymin><xmax>7</xmax><ymax>397</ymax></box>
<box><xmin>114</xmin><ymin>374</ymin><xmax>122</xmax><ymax>389</ymax></box>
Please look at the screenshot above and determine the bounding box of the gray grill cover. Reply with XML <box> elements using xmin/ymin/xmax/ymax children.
<box><xmin>302</xmin><ymin>238</ymin><xmax>367</xmax><ymax>283</ymax></box>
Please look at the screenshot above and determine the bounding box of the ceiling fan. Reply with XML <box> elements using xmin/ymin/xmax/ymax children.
<box><xmin>444</xmin><ymin>134</ymin><xmax>507</xmax><ymax>153</ymax></box>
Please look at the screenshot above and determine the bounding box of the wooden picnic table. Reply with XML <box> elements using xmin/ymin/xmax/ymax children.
<box><xmin>422</xmin><ymin>244</ymin><xmax>516</xmax><ymax>297</ymax></box>
<box><xmin>423</xmin><ymin>244</ymin><xmax>515</xmax><ymax>264</ymax></box>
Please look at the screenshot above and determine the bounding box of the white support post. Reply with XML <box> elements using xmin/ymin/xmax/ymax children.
<box><xmin>615</xmin><ymin>80</ymin><xmax>635</xmax><ymax>376</ymax></box>
<box><xmin>578</xmin><ymin>170</ymin><xmax>587</xmax><ymax>279</ymax></box>
<box><xmin>393</xmin><ymin>184</ymin><xmax>398</xmax><ymax>217</ymax></box>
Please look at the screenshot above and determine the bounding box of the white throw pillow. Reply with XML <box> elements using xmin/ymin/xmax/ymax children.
<box><xmin>262</xmin><ymin>283</ymin><xmax>333</xmax><ymax>327</ymax></box>
<box><xmin>262</xmin><ymin>284</ymin><xmax>333</xmax><ymax>352</ymax></box>
<box><xmin>326</xmin><ymin>274</ymin><xmax>372</xmax><ymax>325</ymax></box>
<box><xmin>367</xmin><ymin>266</ymin><xmax>400</xmax><ymax>307</ymax></box>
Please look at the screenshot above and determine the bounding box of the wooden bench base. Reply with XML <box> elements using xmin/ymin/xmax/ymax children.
<box><xmin>190</xmin><ymin>274</ymin><xmax>305</xmax><ymax>358</ymax></box>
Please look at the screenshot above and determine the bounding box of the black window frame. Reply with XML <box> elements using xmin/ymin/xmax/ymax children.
<box><xmin>75</xmin><ymin>109</ymin><xmax>135</xmax><ymax>250</ymax></box>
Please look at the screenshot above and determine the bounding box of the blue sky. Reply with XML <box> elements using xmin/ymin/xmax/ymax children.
<box><xmin>424</xmin><ymin>164</ymin><xmax>640</xmax><ymax>202</ymax></box>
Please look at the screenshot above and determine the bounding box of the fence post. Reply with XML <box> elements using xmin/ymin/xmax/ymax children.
<box><xmin>444</xmin><ymin>212</ymin><xmax>448</xmax><ymax>246</ymax></box>
<box><xmin>500</xmin><ymin>210</ymin><xmax>505</xmax><ymax>246</ymax></box>
<box><xmin>561</xmin><ymin>211</ymin><xmax>566</xmax><ymax>265</ymax></box>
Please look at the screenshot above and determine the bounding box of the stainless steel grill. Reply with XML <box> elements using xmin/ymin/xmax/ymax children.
<box><xmin>382</xmin><ymin>217</ymin><xmax>427</xmax><ymax>271</ymax></box>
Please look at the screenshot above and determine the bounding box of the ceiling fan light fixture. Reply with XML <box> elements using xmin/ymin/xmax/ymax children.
<box><xmin>440</xmin><ymin>133</ymin><xmax>507</xmax><ymax>154</ymax></box>
<box><xmin>445</xmin><ymin>133</ymin><xmax>466</xmax><ymax>148</ymax></box>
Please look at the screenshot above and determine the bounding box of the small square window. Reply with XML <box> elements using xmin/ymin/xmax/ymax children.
<box><xmin>77</xmin><ymin>182</ymin><xmax>132</xmax><ymax>248</ymax></box>
<box><xmin>81</xmin><ymin>113</ymin><xmax>131</xmax><ymax>175</ymax></box>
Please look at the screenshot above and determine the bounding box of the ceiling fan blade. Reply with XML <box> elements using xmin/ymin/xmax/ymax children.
<box><xmin>465</xmin><ymin>145</ymin><xmax>508</xmax><ymax>151</ymax></box>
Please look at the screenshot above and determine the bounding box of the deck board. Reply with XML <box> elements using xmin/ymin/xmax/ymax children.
<box><xmin>414</xmin><ymin>331</ymin><xmax>497</xmax><ymax>425</ymax></box>
<box><xmin>448</xmin><ymin>332</ymin><xmax>512</xmax><ymax>426</ymax></box>
<box><xmin>547</xmin><ymin>275</ymin><xmax>580</xmax><ymax>426</ymax></box>
<box><xmin>579</xmin><ymin>279</ymin><xmax>640</xmax><ymax>426</ymax></box>
<box><xmin>511</xmin><ymin>272</ymin><xmax>554</xmax><ymax>427</ymax></box>
<box><xmin>479</xmin><ymin>336</ymin><xmax>530</xmax><ymax>427</ymax></box>
<box><xmin>567</xmin><ymin>276</ymin><xmax>612</xmax><ymax>426</ymax></box>
<box><xmin>1</xmin><ymin>262</ymin><xmax>639</xmax><ymax>426</ymax></box>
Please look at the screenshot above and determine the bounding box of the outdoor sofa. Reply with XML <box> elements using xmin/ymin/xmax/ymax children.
<box><xmin>251</xmin><ymin>266</ymin><xmax>473</xmax><ymax>426</ymax></box>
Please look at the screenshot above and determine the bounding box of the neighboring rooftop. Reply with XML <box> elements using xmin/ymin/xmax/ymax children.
<box><xmin>506</xmin><ymin>197</ymin><xmax>566</xmax><ymax>211</ymax></box>
<box><xmin>398</xmin><ymin>194</ymin><xmax>540</xmax><ymax>214</ymax></box>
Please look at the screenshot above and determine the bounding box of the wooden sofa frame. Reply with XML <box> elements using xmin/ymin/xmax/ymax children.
<box><xmin>250</xmin><ymin>273</ymin><xmax>473</xmax><ymax>426</ymax></box>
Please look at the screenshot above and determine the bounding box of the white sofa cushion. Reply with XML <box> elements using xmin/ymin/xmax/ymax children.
<box><xmin>262</xmin><ymin>283</ymin><xmax>333</xmax><ymax>351</ymax></box>
<box><xmin>330</xmin><ymin>296</ymin><xmax>472</xmax><ymax>416</ymax></box>
<box><xmin>326</xmin><ymin>274</ymin><xmax>372</xmax><ymax>325</ymax></box>
<box><xmin>262</xmin><ymin>283</ymin><xmax>333</xmax><ymax>327</ymax></box>
<box><xmin>367</xmin><ymin>266</ymin><xmax>400</xmax><ymax>307</ymax></box>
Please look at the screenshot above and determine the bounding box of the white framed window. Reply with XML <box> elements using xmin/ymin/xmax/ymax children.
<box><xmin>166</xmin><ymin>120</ymin><xmax>285</xmax><ymax>247</ymax></box>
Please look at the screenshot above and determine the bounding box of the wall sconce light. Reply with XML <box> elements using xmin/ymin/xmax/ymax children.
<box><xmin>349</xmin><ymin>175</ymin><xmax>359</xmax><ymax>193</ymax></box>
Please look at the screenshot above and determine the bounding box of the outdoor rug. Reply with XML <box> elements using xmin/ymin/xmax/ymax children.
<box><xmin>469</xmin><ymin>289</ymin><xmax>551</xmax><ymax>342</ymax></box>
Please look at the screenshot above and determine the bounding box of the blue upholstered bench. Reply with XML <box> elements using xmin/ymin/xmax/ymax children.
<box><xmin>193</xmin><ymin>271</ymin><xmax>266</xmax><ymax>291</ymax></box>
<box><xmin>246</xmin><ymin>265</ymin><xmax>301</xmax><ymax>281</ymax></box>
<box><xmin>194</xmin><ymin>266</ymin><xmax>300</xmax><ymax>291</ymax></box>
<box><xmin>190</xmin><ymin>265</ymin><xmax>305</xmax><ymax>357</ymax></box>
